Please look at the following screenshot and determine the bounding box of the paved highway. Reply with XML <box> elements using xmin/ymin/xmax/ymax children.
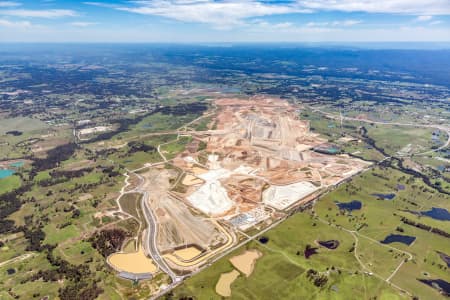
<box><xmin>122</xmin><ymin>168</ymin><xmax>184</xmax><ymax>297</ymax></box>
<box><xmin>140</xmin><ymin>190</ymin><xmax>182</xmax><ymax>282</ymax></box>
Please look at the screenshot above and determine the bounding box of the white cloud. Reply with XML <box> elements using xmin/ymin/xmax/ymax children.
<box><xmin>83</xmin><ymin>2</ymin><xmax>116</xmax><ymax>9</ymax></box>
<box><xmin>0</xmin><ymin>1</ymin><xmax>20</xmax><ymax>7</ymax></box>
<box><xmin>0</xmin><ymin>18</ymin><xmax>31</xmax><ymax>28</ymax></box>
<box><xmin>429</xmin><ymin>20</ymin><xmax>443</xmax><ymax>25</ymax></box>
<box><xmin>88</xmin><ymin>0</ymin><xmax>310</xmax><ymax>29</ymax></box>
<box><xmin>252</xmin><ymin>20</ymin><xmax>294</xmax><ymax>29</ymax></box>
<box><xmin>70</xmin><ymin>21</ymin><xmax>98</xmax><ymax>27</ymax></box>
<box><xmin>272</xmin><ymin>22</ymin><xmax>294</xmax><ymax>29</ymax></box>
<box><xmin>296</xmin><ymin>0</ymin><xmax>450</xmax><ymax>15</ymax></box>
<box><xmin>306</xmin><ymin>20</ymin><xmax>361</xmax><ymax>27</ymax></box>
<box><xmin>416</xmin><ymin>15</ymin><xmax>433</xmax><ymax>22</ymax></box>
<box><xmin>85</xmin><ymin>0</ymin><xmax>450</xmax><ymax>31</ymax></box>
<box><xmin>0</xmin><ymin>9</ymin><xmax>77</xmax><ymax>18</ymax></box>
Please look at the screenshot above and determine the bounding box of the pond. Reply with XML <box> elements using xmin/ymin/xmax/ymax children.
<box><xmin>9</xmin><ymin>161</ymin><xmax>24</xmax><ymax>168</ymax></box>
<box><xmin>0</xmin><ymin>169</ymin><xmax>14</xmax><ymax>179</ymax></box>
<box><xmin>220</xmin><ymin>87</ymin><xmax>241</xmax><ymax>93</ymax></box>
<box><xmin>396</xmin><ymin>184</ymin><xmax>405</xmax><ymax>191</ymax></box>
<box><xmin>372</xmin><ymin>193</ymin><xmax>396</xmax><ymax>200</ymax></box>
<box><xmin>258</xmin><ymin>236</ymin><xmax>269</xmax><ymax>244</ymax></box>
<box><xmin>418</xmin><ymin>279</ymin><xmax>450</xmax><ymax>296</ymax></box>
<box><xmin>304</xmin><ymin>245</ymin><xmax>318</xmax><ymax>259</ymax></box>
<box><xmin>318</xmin><ymin>240</ymin><xmax>340</xmax><ymax>250</ymax></box>
<box><xmin>419</xmin><ymin>207</ymin><xmax>450</xmax><ymax>221</ymax></box>
<box><xmin>437</xmin><ymin>251</ymin><xmax>450</xmax><ymax>267</ymax></box>
<box><xmin>380</xmin><ymin>234</ymin><xmax>416</xmax><ymax>246</ymax></box>
<box><xmin>437</xmin><ymin>165</ymin><xmax>445</xmax><ymax>172</ymax></box>
<box><xmin>406</xmin><ymin>207</ymin><xmax>450</xmax><ymax>221</ymax></box>
<box><xmin>6</xmin><ymin>268</ymin><xmax>15</xmax><ymax>275</ymax></box>
<box><xmin>335</xmin><ymin>200</ymin><xmax>362</xmax><ymax>212</ymax></box>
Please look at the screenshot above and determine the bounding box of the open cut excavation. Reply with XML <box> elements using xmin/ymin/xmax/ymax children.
<box><xmin>140</xmin><ymin>95</ymin><xmax>370</xmax><ymax>274</ymax></box>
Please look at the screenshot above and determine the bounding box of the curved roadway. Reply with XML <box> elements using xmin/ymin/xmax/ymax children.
<box><xmin>140</xmin><ymin>190</ymin><xmax>182</xmax><ymax>283</ymax></box>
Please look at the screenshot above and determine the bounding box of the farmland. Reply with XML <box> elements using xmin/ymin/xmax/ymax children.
<box><xmin>173</xmin><ymin>165</ymin><xmax>449</xmax><ymax>299</ymax></box>
<box><xmin>0</xmin><ymin>45</ymin><xmax>449</xmax><ymax>300</ymax></box>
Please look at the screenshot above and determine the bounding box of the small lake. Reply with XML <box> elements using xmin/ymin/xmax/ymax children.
<box><xmin>372</xmin><ymin>193</ymin><xmax>396</xmax><ymax>200</ymax></box>
<box><xmin>380</xmin><ymin>234</ymin><xmax>416</xmax><ymax>246</ymax></box>
<box><xmin>304</xmin><ymin>245</ymin><xmax>318</xmax><ymax>259</ymax></box>
<box><xmin>418</xmin><ymin>279</ymin><xmax>450</xmax><ymax>296</ymax></box>
<box><xmin>318</xmin><ymin>240</ymin><xmax>339</xmax><ymax>250</ymax></box>
<box><xmin>437</xmin><ymin>251</ymin><xmax>450</xmax><ymax>267</ymax></box>
<box><xmin>335</xmin><ymin>200</ymin><xmax>362</xmax><ymax>212</ymax></box>
<box><xmin>258</xmin><ymin>236</ymin><xmax>269</xmax><ymax>244</ymax></box>
<box><xmin>419</xmin><ymin>207</ymin><xmax>450</xmax><ymax>221</ymax></box>
<box><xmin>6</xmin><ymin>268</ymin><xmax>15</xmax><ymax>275</ymax></box>
<box><xmin>0</xmin><ymin>169</ymin><xmax>14</xmax><ymax>179</ymax></box>
<box><xmin>406</xmin><ymin>207</ymin><xmax>450</xmax><ymax>221</ymax></box>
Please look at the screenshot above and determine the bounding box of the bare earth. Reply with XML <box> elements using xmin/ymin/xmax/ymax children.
<box><xmin>229</xmin><ymin>249</ymin><xmax>262</xmax><ymax>277</ymax></box>
<box><xmin>108</xmin><ymin>247</ymin><xmax>158</xmax><ymax>274</ymax></box>
<box><xmin>215</xmin><ymin>269</ymin><xmax>240</xmax><ymax>297</ymax></box>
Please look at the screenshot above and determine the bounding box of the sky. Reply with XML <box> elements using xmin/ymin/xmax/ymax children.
<box><xmin>0</xmin><ymin>0</ymin><xmax>449</xmax><ymax>43</ymax></box>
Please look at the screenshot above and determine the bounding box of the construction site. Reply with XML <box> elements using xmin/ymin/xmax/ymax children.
<box><xmin>134</xmin><ymin>95</ymin><xmax>371</xmax><ymax>274</ymax></box>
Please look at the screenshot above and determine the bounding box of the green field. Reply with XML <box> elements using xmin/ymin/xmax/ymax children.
<box><xmin>367</xmin><ymin>125</ymin><xmax>437</xmax><ymax>156</ymax></box>
<box><xmin>43</xmin><ymin>223</ymin><xmax>80</xmax><ymax>245</ymax></box>
<box><xmin>173</xmin><ymin>166</ymin><xmax>450</xmax><ymax>299</ymax></box>
<box><xmin>118</xmin><ymin>193</ymin><xmax>142</xmax><ymax>220</ymax></box>
<box><xmin>174</xmin><ymin>212</ymin><xmax>404</xmax><ymax>300</ymax></box>
<box><xmin>0</xmin><ymin>117</ymin><xmax>48</xmax><ymax>135</ymax></box>
<box><xmin>300</xmin><ymin>109</ymin><xmax>444</xmax><ymax>159</ymax></box>
<box><xmin>0</xmin><ymin>175</ymin><xmax>21</xmax><ymax>195</ymax></box>
<box><xmin>160</xmin><ymin>136</ymin><xmax>192</xmax><ymax>160</ymax></box>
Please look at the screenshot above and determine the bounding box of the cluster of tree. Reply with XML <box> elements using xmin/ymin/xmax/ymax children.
<box><xmin>31</xmin><ymin>143</ymin><xmax>78</xmax><ymax>175</ymax></box>
<box><xmin>389</xmin><ymin>158</ymin><xmax>449</xmax><ymax>195</ymax></box>
<box><xmin>396</xmin><ymin>226</ymin><xmax>405</xmax><ymax>232</ymax></box>
<box><xmin>52</xmin><ymin>167</ymin><xmax>94</xmax><ymax>179</ymax></box>
<box><xmin>38</xmin><ymin>167</ymin><xmax>95</xmax><ymax>187</ymax></box>
<box><xmin>89</xmin><ymin>228</ymin><xmax>129</xmax><ymax>257</ymax></box>
<box><xmin>306</xmin><ymin>269</ymin><xmax>328</xmax><ymax>288</ymax></box>
<box><xmin>59</xmin><ymin>281</ymin><xmax>103</xmax><ymax>300</ymax></box>
<box><xmin>22</xmin><ymin>226</ymin><xmax>46</xmax><ymax>252</ymax></box>
<box><xmin>362</xmin><ymin>129</ymin><xmax>448</xmax><ymax>195</ymax></box>
<box><xmin>67</xmin><ymin>180</ymin><xmax>109</xmax><ymax>195</ymax></box>
<box><xmin>371</xmin><ymin>172</ymin><xmax>390</xmax><ymax>181</ymax></box>
<box><xmin>82</xmin><ymin>110</ymin><xmax>157</xmax><ymax>144</ymax></box>
<box><xmin>401</xmin><ymin>216</ymin><xmax>450</xmax><ymax>239</ymax></box>
<box><xmin>0</xmin><ymin>183</ymin><xmax>32</xmax><ymax>234</ymax></box>
<box><xmin>158</xmin><ymin>102</ymin><xmax>208</xmax><ymax>116</ymax></box>
<box><xmin>101</xmin><ymin>166</ymin><xmax>121</xmax><ymax>178</ymax></box>
<box><xmin>38</xmin><ymin>176</ymin><xmax>69</xmax><ymax>187</ymax></box>
<box><xmin>127</xmin><ymin>141</ymin><xmax>156</xmax><ymax>154</ymax></box>
<box><xmin>6</xmin><ymin>130</ymin><xmax>22</xmax><ymax>136</ymax></box>
<box><xmin>164</xmin><ymin>292</ymin><xmax>194</xmax><ymax>300</ymax></box>
<box><xmin>28</xmin><ymin>248</ymin><xmax>103</xmax><ymax>300</ymax></box>
<box><xmin>95</xmin><ymin>148</ymin><xmax>118</xmax><ymax>157</ymax></box>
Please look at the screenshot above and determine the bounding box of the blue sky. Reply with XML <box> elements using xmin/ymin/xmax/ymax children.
<box><xmin>0</xmin><ymin>0</ymin><xmax>449</xmax><ymax>42</ymax></box>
